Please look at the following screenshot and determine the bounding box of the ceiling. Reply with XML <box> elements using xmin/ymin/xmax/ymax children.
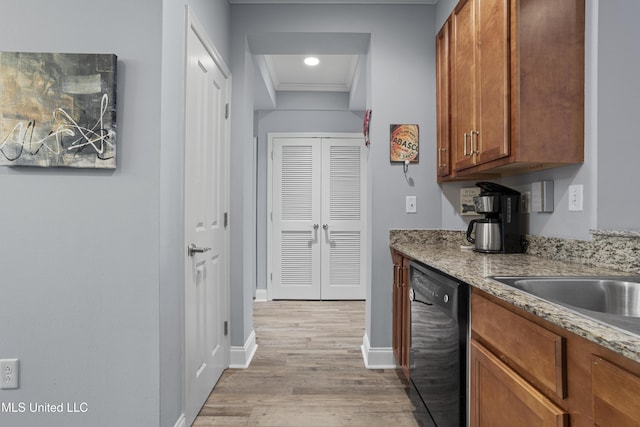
<box><xmin>264</xmin><ymin>54</ymin><xmax>358</xmax><ymax>92</ymax></box>
<box><xmin>234</xmin><ymin>0</ymin><xmax>438</xmax><ymax>110</ymax></box>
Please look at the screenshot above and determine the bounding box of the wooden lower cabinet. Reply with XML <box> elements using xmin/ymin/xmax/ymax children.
<box><xmin>470</xmin><ymin>340</ymin><xmax>568</xmax><ymax>427</ymax></box>
<box><xmin>472</xmin><ymin>289</ymin><xmax>640</xmax><ymax>427</ymax></box>
<box><xmin>592</xmin><ymin>356</ymin><xmax>640</xmax><ymax>427</ymax></box>
<box><xmin>391</xmin><ymin>250</ymin><xmax>410</xmax><ymax>379</ymax></box>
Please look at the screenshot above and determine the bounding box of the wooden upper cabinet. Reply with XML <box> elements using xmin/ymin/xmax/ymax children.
<box><xmin>452</xmin><ymin>0</ymin><xmax>478</xmax><ymax>172</ymax></box>
<box><xmin>509</xmin><ymin>0</ymin><xmax>585</xmax><ymax>168</ymax></box>
<box><xmin>452</xmin><ymin>0</ymin><xmax>510</xmax><ymax>173</ymax></box>
<box><xmin>475</xmin><ymin>0</ymin><xmax>510</xmax><ymax>165</ymax></box>
<box><xmin>436</xmin><ymin>19</ymin><xmax>451</xmax><ymax>179</ymax></box>
<box><xmin>440</xmin><ymin>0</ymin><xmax>585</xmax><ymax>180</ymax></box>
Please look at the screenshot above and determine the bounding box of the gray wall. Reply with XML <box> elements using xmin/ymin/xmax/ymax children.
<box><xmin>230</xmin><ymin>4</ymin><xmax>440</xmax><ymax>349</ymax></box>
<box><xmin>435</xmin><ymin>0</ymin><xmax>640</xmax><ymax>239</ymax></box>
<box><xmin>596</xmin><ymin>0</ymin><xmax>640</xmax><ymax>230</ymax></box>
<box><xmin>0</xmin><ymin>1</ymin><xmax>230</xmax><ymax>426</ymax></box>
<box><xmin>160</xmin><ymin>1</ymin><xmax>230</xmax><ymax>426</ymax></box>
<box><xmin>0</xmin><ymin>1</ymin><xmax>162</xmax><ymax>426</ymax></box>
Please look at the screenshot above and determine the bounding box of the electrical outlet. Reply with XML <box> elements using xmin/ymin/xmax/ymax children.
<box><xmin>406</xmin><ymin>196</ymin><xmax>417</xmax><ymax>214</ymax></box>
<box><xmin>0</xmin><ymin>359</ymin><xmax>19</xmax><ymax>389</ymax></box>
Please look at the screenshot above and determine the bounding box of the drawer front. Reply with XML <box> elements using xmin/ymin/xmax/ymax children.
<box><xmin>472</xmin><ymin>293</ymin><xmax>566</xmax><ymax>398</ymax></box>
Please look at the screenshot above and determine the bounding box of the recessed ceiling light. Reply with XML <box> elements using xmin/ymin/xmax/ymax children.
<box><xmin>304</xmin><ymin>57</ymin><xmax>320</xmax><ymax>66</ymax></box>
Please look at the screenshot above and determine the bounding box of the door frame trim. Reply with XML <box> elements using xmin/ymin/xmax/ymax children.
<box><xmin>266</xmin><ymin>132</ymin><xmax>367</xmax><ymax>301</ymax></box>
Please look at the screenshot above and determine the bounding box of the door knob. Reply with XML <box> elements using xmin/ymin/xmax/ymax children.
<box><xmin>188</xmin><ymin>243</ymin><xmax>211</xmax><ymax>257</ymax></box>
<box><xmin>313</xmin><ymin>224</ymin><xmax>319</xmax><ymax>230</ymax></box>
<box><xmin>323</xmin><ymin>224</ymin><xmax>329</xmax><ymax>230</ymax></box>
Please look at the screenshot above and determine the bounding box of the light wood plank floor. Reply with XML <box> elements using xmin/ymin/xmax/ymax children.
<box><xmin>193</xmin><ymin>300</ymin><xmax>431</xmax><ymax>426</ymax></box>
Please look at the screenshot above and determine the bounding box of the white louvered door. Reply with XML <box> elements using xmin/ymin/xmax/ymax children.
<box><xmin>320</xmin><ymin>139</ymin><xmax>366</xmax><ymax>299</ymax></box>
<box><xmin>269</xmin><ymin>134</ymin><xmax>366</xmax><ymax>300</ymax></box>
<box><xmin>272</xmin><ymin>138</ymin><xmax>322</xmax><ymax>299</ymax></box>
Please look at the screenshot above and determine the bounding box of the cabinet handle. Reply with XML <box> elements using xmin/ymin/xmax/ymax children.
<box><xmin>439</xmin><ymin>147</ymin><xmax>447</xmax><ymax>168</ymax></box>
<box><xmin>463</xmin><ymin>132</ymin><xmax>469</xmax><ymax>156</ymax></box>
<box><xmin>472</xmin><ymin>130</ymin><xmax>480</xmax><ymax>155</ymax></box>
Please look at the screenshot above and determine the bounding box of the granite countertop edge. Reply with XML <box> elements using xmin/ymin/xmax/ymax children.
<box><xmin>390</xmin><ymin>238</ymin><xmax>640</xmax><ymax>364</ymax></box>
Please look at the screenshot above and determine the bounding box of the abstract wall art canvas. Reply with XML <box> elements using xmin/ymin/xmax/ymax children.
<box><xmin>0</xmin><ymin>52</ymin><xmax>117</xmax><ymax>169</ymax></box>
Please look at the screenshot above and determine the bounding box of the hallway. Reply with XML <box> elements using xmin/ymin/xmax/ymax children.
<box><xmin>193</xmin><ymin>300</ymin><xmax>429</xmax><ymax>426</ymax></box>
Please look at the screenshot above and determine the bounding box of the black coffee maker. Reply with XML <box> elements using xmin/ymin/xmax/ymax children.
<box><xmin>466</xmin><ymin>182</ymin><xmax>525</xmax><ymax>253</ymax></box>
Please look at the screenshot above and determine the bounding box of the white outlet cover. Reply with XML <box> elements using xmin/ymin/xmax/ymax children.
<box><xmin>0</xmin><ymin>359</ymin><xmax>19</xmax><ymax>389</ymax></box>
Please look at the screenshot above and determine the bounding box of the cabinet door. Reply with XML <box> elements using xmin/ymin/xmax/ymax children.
<box><xmin>592</xmin><ymin>356</ymin><xmax>640</xmax><ymax>427</ymax></box>
<box><xmin>401</xmin><ymin>256</ymin><xmax>411</xmax><ymax>379</ymax></box>
<box><xmin>471</xmin><ymin>340</ymin><xmax>569</xmax><ymax>427</ymax></box>
<box><xmin>452</xmin><ymin>0</ymin><xmax>477</xmax><ymax>171</ymax></box>
<box><xmin>436</xmin><ymin>19</ymin><xmax>452</xmax><ymax>179</ymax></box>
<box><xmin>391</xmin><ymin>251</ymin><xmax>403</xmax><ymax>367</ymax></box>
<box><xmin>476</xmin><ymin>0</ymin><xmax>510</xmax><ymax>164</ymax></box>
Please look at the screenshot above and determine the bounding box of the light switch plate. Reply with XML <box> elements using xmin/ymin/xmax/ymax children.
<box><xmin>406</xmin><ymin>196</ymin><xmax>416</xmax><ymax>214</ymax></box>
<box><xmin>569</xmin><ymin>184</ymin><xmax>583</xmax><ymax>211</ymax></box>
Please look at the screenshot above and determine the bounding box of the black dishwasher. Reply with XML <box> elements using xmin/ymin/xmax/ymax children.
<box><xmin>409</xmin><ymin>260</ymin><xmax>468</xmax><ymax>427</ymax></box>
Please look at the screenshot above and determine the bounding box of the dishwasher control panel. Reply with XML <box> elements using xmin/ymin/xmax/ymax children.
<box><xmin>409</xmin><ymin>261</ymin><xmax>460</xmax><ymax>315</ymax></box>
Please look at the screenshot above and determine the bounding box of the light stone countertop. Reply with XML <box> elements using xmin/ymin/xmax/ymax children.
<box><xmin>390</xmin><ymin>230</ymin><xmax>640</xmax><ymax>364</ymax></box>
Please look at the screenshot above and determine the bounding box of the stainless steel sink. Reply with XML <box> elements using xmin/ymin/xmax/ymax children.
<box><xmin>490</xmin><ymin>276</ymin><xmax>640</xmax><ymax>335</ymax></box>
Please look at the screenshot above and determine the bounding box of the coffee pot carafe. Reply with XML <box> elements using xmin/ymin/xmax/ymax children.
<box><xmin>466</xmin><ymin>218</ymin><xmax>502</xmax><ymax>252</ymax></box>
<box><xmin>466</xmin><ymin>182</ymin><xmax>525</xmax><ymax>253</ymax></box>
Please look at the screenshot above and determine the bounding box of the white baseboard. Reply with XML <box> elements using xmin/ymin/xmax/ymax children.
<box><xmin>173</xmin><ymin>414</ymin><xmax>186</xmax><ymax>427</ymax></box>
<box><xmin>254</xmin><ymin>288</ymin><xmax>268</xmax><ymax>302</ymax></box>
<box><xmin>361</xmin><ymin>333</ymin><xmax>397</xmax><ymax>369</ymax></box>
<box><xmin>229</xmin><ymin>330</ymin><xmax>258</xmax><ymax>368</ymax></box>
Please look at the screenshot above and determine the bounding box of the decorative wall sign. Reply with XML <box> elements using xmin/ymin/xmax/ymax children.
<box><xmin>460</xmin><ymin>187</ymin><xmax>481</xmax><ymax>215</ymax></box>
<box><xmin>0</xmin><ymin>52</ymin><xmax>117</xmax><ymax>169</ymax></box>
<box><xmin>390</xmin><ymin>124</ymin><xmax>419</xmax><ymax>163</ymax></box>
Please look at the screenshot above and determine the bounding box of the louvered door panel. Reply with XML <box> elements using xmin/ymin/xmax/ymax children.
<box><xmin>272</xmin><ymin>139</ymin><xmax>321</xmax><ymax>299</ymax></box>
<box><xmin>321</xmin><ymin>140</ymin><xmax>366</xmax><ymax>300</ymax></box>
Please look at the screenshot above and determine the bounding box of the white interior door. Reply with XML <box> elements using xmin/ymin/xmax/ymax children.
<box><xmin>271</xmin><ymin>138</ymin><xmax>322</xmax><ymax>299</ymax></box>
<box><xmin>320</xmin><ymin>139</ymin><xmax>366</xmax><ymax>300</ymax></box>
<box><xmin>269</xmin><ymin>134</ymin><xmax>366</xmax><ymax>301</ymax></box>
<box><xmin>184</xmin><ymin>13</ymin><xmax>229</xmax><ymax>426</ymax></box>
